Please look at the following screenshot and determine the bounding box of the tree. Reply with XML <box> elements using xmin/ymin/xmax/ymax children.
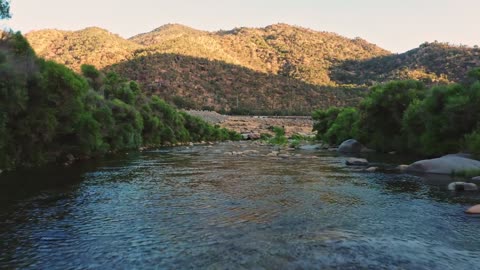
<box><xmin>0</xmin><ymin>0</ymin><xmax>10</xmax><ymax>19</ymax></box>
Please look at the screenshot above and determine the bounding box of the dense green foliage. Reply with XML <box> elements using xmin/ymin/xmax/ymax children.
<box><xmin>0</xmin><ymin>0</ymin><xmax>10</xmax><ymax>19</ymax></box>
<box><xmin>268</xmin><ymin>126</ymin><xmax>288</xmax><ymax>145</ymax></box>
<box><xmin>357</xmin><ymin>80</ymin><xmax>425</xmax><ymax>152</ymax></box>
<box><xmin>313</xmin><ymin>72</ymin><xmax>480</xmax><ymax>157</ymax></box>
<box><xmin>0</xmin><ymin>32</ymin><xmax>239</xmax><ymax>170</ymax></box>
<box><xmin>312</xmin><ymin>107</ymin><xmax>359</xmax><ymax>145</ymax></box>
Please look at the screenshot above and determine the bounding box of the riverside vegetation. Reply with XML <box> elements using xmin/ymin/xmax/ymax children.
<box><xmin>312</xmin><ymin>70</ymin><xmax>480</xmax><ymax>158</ymax></box>
<box><xmin>0</xmin><ymin>31</ymin><xmax>240</xmax><ymax>170</ymax></box>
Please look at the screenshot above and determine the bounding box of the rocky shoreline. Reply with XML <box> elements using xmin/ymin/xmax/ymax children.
<box><xmin>185</xmin><ymin>110</ymin><xmax>314</xmax><ymax>137</ymax></box>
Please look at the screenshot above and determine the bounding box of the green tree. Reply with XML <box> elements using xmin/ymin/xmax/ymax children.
<box><xmin>357</xmin><ymin>80</ymin><xmax>425</xmax><ymax>152</ymax></box>
<box><xmin>0</xmin><ymin>0</ymin><xmax>10</xmax><ymax>19</ymax></box>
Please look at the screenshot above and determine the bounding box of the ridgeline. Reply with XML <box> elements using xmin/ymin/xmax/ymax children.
<box><xmin>24</xmin><ymin>24</ymin><xmax>480</xmax><ymax>114</ymax></box>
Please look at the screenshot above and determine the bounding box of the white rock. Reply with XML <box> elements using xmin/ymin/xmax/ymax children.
<box><xmin>346</xmin><ymin>158</ymin><xmax>369</xmax><ymax>166</ymax></box>
<box><xmin>365</xmin><ymin>167</ymin><xmax>378</xmax><ymax>172</ymax></box>
<box><xmin>465</xmin><ymin>205</ymin><xmax>480</xmax><ymax>214</ymax></box>
<box><xmin>447</xmin><ymin>182</ymin><xmax>478</xmax><ymax>191</ymax></box>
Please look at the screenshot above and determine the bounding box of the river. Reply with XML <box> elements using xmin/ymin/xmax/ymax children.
<box><xmin>1</xmin><ymin>142</ymin><xmax>479</xmax><ymax>269</ymax></box>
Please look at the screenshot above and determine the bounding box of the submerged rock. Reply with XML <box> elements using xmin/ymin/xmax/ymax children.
<box><xmin>465</xmin><ymin>205</ymin><xmax>480</xmax><ymax>214</ymax></box>
<box><xmin>338</xmin><ymin>139</ymin><xmax>364</xmax><ymax>153</ymax></box>
<box><xmin>448</xmin><ymin>182</ymin><xmax>478</xmax><ymax>191</ymax></box>
<box><xmin>365</xmin><ymin>167</ymin><xmax>378</xmax><ymax>172</ymax></box>
<box><xmin>406</xmin><ymin>155</ymin><xmax>480</xmax><ymax>175</ymax></box>
<box><xmin>298</xmin><ymin>144</ymin><xmax>322</xmax><ymax>151</ymax></box>
<box><xmin>346</xmin><ymin>158</ymin><xmax>369</xmax><ymax>166</ymax></box>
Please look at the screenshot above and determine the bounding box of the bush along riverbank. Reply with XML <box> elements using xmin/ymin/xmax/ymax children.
<box><xmin>0</xmin><ymin>31</ymin><xmax>241</xmax><ymax>171</ymax></box>
<box><xmin>313</xmin><ymin>72</ymin><xmax>480</xmax><ymax>159</ymax></box>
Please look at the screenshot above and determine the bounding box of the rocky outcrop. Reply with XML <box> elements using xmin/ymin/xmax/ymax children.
<box><xmin>406</xmin><ymin>155</ymin><xmax>480</xmax><ymax>175</ymax></box>
<box><xmin>338</xmin><ymin>139</ymin><xmax>364</xmax><ymax>153</ymax></box>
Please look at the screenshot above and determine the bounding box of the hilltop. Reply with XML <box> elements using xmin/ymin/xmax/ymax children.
<box><xmin>26</xmin><ymin>27</ymin><xmax>142</xmax><ymax>71</ymax></box>
<box><xmin>24</xmin><ymin>23</ymin><xmax>480</xmax><ymax>113</ymax></box>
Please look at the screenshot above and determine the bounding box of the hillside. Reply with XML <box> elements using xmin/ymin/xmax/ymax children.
<box><xmin>24</xmin><ymin>24</ymin><xmax>480</xmax><ymax>114</ymax></box>
<box><xmin>130</xmin><ymin>23</ymin><xmax>390</xmax><ymax>85</ymax></box>
<box><xmin>25</xmin><ymin>27</ymin><xmax>142</xmax><ymax>71</ymax></box>
<box><xmin>331</xmin><ymin>42</ymin><xmax>480</xmax><ymax>86</ymax></box>
<box><xmin>107</xmin><ymin>53</ymin><xmax>364</xmax><ymax>114</ymax></box>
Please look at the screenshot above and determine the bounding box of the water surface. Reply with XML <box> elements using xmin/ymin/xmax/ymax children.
<box><xmin>1</xmin><ymin>142</ymin><xmax>479</xmax><ymax>269</ymax></box>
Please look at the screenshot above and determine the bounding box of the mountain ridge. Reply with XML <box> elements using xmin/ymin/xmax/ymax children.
<box><xmin>23</xmin><ymin>23</ymin><xmax>480</xmax><ymax>113</ymax></box>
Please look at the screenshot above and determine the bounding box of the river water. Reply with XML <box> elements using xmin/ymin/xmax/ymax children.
<box><xmin>1</xmin><ymin>142</ymin><xmax>479</xmax><ymax>269</ymax></box>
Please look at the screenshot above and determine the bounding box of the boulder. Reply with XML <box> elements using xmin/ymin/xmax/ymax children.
<box><xmin>248</xmin><ymin>133</ymin><xmax>261</xmax><ymax>140</ymax></box>
<box><xmin>346</xmin><ymin>158</ymin><xmax>369</xmax><ymax>166</ymax></box>
<box><xmin>396</xmin><ymin>164</ymin><xmax>409</xmax><ymax>172</ymax></box>
<box><xmin>406</xmin><ymin>155</ymin><xmax>480</xmax><ymax>175</ymax></box>
<box><xmin>365</xmin><ymin>167</ymin><xmax>378</xmax><ymax>172</ymax></box>
<box><xmin>465</xmin><ymin>205</ymin><xmax>480</xmax><ymax>214</ymax></box>
<box><xmin>241</xmin><ymin>133</ymin><xmax>261</xmax><ymax>140</ymax></box>
<box><xmin>472</xmin><ymin>176</ymin><xmax>480</xmax><ymax>181</ymax></box>
<box><xmin>443</xmin><ymin>153</ymin><xmax>474</xmax><ymax>159</ymax></box>
<box><xmin>338</xmin><ymin>139</ymin><xmax>364</xmax><ymax>153</ymax></box>
<box><xmin>447</xmin><ymin>182</ymin><xmax>478</xmax><ymax>191</ymax></box>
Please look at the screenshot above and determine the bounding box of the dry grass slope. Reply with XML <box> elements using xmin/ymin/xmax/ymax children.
<box><xmin>24</xmin><ymin>24</ymin><xmax>480</xmax><ymax>114</ymax></box>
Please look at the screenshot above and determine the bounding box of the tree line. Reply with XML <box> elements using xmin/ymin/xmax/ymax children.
<box><xmin>0</xmin><ymin>31</ymin><xmax>240</xmax><ymax>170</ymax></box>
<box><xmin>313</xmin><ymin>71</ymin><xmax>480</xmax><ymax>157</ymax></box>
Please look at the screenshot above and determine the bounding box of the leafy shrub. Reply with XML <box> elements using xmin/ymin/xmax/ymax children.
<box><xmin>269</xmin><ymin>126</ymin><xmax>288</xmax><ymax>145</ymax></box>
<box><xmin>357</xmin><ymin>80</ymin><xmax>425</xmax><ymax>152</ymax></box>
<box><xmin>324</xmin><ymin>108</ymin><xmax>359</xmax><ymax>145</ymax></box>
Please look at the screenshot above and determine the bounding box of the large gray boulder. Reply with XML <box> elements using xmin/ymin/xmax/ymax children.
<box><xmin>338</xmin><ymin>139</ymin><xmax>364</xmax><ymax>153</ymax></box>
<box><xmin>406</xmin><ymin>155</ymin><xmax>480</xmax><ymax>175</ymax></box>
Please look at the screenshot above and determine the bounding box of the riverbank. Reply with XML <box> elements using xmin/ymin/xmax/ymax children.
<box><xmin>185</xmin><ymin>110</ymin><xmax>314</xmax><ymax>137</ymax></box>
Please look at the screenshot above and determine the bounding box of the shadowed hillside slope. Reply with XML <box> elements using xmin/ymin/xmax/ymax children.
<box><xmin>107</xmin><ymin>53</ymin><xmax>365</xmax><ymax>114</ymax></box>
<box><xmin>130</xmin><ymin>23</ymin><xmax>390</xmax><ymax>85</ymax></box>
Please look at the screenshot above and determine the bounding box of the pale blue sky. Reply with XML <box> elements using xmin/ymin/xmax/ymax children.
<box><xmin>2</xmin><ymin>0</ymin><xmax>479</xmax><ymax>52</ymax></box>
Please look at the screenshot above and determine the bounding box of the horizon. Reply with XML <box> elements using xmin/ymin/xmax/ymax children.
<box><xmin>2</xmin><ymin>0</ymin><xmax>479</xmax><ymax>53</ymax></box>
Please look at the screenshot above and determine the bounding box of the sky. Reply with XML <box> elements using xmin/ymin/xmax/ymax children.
<box><xmin>1</xmin><ymin>0</ymin><xmax>479</xmax><ymax>53</ymax></box>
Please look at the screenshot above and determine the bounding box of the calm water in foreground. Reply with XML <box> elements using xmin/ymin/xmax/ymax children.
<box><xmin>1</xmin><ymin>142</ymin><xmax>480</xmax><ymax>269</ymax></box>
